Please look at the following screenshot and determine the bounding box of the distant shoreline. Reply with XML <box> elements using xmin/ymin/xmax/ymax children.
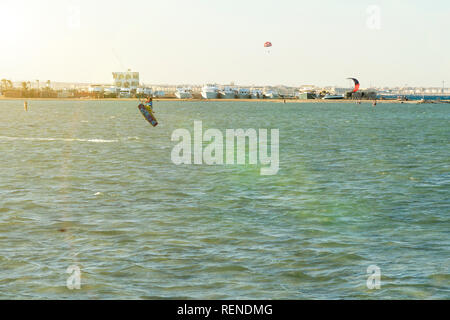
<box><xmin>1</xmin><ymin>96</ymin><xmax>448</xmax><ymax>104</ymax></box>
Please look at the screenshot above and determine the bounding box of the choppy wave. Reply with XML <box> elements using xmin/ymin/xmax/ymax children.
<box><xmin>0</xmin><ymin>100</ymin><xmax>449</xmax><ymax>299</ymax></box>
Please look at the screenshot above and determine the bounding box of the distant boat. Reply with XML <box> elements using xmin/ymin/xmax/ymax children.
<box><xmin>201</xmin><ymin>84</ymin><xmax>219</xmax><ymax>99</ymax></box>
<box><xmin>263</xmin><ymin>90</ymin><xmax>278</xmax><ymax>99</ymax></box>
<box><xmin>322</xmin><ymin>94</ymin><xmax>344</xmax><ymax>100</ymax></box>
<box><xmin>417</xmin><ymin>92</ymin><xmax>426</xmax><ymax>104</ymax></box>
<box><xmin>136</xmin><ymin>87</ymin><xmax>153</xmax><ymax>97</ymax></box>
<box><xmin>219</xmin><ymin>86</ymin><xmax>236</xmax><ymax>99</ymax></box>
<box><xmin>119</xmin><ymin>88</ymin><xmax>131</xmax><ymax>98</ymax></box>
<box><xmin>143</xmin><ymin>88</ymin><xmax>153</xmax><ymax>97</ymax></box>
<box><xmin>251</xmin><ymin>89</ymin><xmax>263</xmax><ymax>99</ymax></box>
<box><xmin>175</xmin><ymin>88</ymin><xmax>193</xmax><ymax>99</ymax></box>
<box><xmin>237</xmin><ymin>88</ymin><xmax>250</xmax><ymax>99</ymax></box>
<box><xmin>153</xmin><ymin>90</ymin><xmax>165</xmax><ymax>98</ymax></box>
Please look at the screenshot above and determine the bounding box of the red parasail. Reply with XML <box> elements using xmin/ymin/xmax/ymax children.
<box><xmin>264</xmin><ymin>41</ymin><xmax>272</xmax><ymax>48</ymax></box>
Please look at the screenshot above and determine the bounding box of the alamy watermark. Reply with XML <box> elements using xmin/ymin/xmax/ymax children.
<box><xmin>171</xmin><ymin>121</ymin><xmax>279</xmax><ymax>175</ymax></box>
<box><xmin>67</xmin><ymin>1</ymin><xmax>81</xmax><ymax>30</ymax></box>
<box><xmin>66</xmin><ymin>265</ymin><xmax>81</xmax><ymax>290</ymax></box>
<box><xmin>366</xmin><ymin>265</ymin><xmax>381</xmax><ymax>289</ymax></box>
<box><xmin>366</xmin><ymin>5</ymin><xmax>381</xmax><ymax>30</ymax></box>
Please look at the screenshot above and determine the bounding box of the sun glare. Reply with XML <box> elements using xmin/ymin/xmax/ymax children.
<box><xmin>0</xmin><ymin>2</ymin><xmax>28</xmax><ymax>44</ymax></box>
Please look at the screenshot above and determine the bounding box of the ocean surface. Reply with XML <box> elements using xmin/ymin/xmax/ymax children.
<box><xmin>380</xmin><ymin>95</ymin><xmax>450</xmax><ymax>101</ymax></box>
<box><xmin>0</xmin><ymin>100</ymin><xmax>448</xmax><ymax>299</ymax></box>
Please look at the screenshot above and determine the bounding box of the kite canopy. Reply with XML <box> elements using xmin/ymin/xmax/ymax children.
<box><xmin>264</xmin><ymin>41</ymin><xmax>272</xmax><ymax>48</ymax></box>
<box><xmin>347</xmin><ymin>78</ymin><xmax>360</xmax><ymax>93</ymax></box>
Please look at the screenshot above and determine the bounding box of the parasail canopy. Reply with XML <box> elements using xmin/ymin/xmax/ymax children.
<box><xmin>264</xmin><ymin>41</ymin><xmax>272</xmax><ymax>48</ymax></box>
<box><xmin>347</xmin><ymin>78</ymin><xmax>360</xmax><ymax>93</ymax></box>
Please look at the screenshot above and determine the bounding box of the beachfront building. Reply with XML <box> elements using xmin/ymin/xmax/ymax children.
<box><xmin>153</xmin><ymin>90</ymin><xmax>165</xmax><ymax>98</ymax></box>
<box><xmin>250</xmin><ymin>89</ymin><xmax>263</xmax><ymax>99</ymax></box>
<box><xmin>298</xmin><ymin>85</ymin><xmax>317</xmax><ymax>92</ymax></box>
<box><xmin>136</xmin><ymin>87</ymin><xmax>153</xmax><ymax>98</ymax></box>
<box><xmin>88</xmin><ymin>85</ymin><xmax>104</xmax><ymax>94</ymax></box>
<box><xmin>329</xmin><ymin>87</ymin><xmax>351</xmax><ymax>95</ymax></box>
<box><xmin>104</xmin><ymin>86</ymin><xmax>118</xmax><ymax>98</ymax></box>
<box><xmin>276</xmin><ymin>86</ymin><xmax>297</xmax><ymax>99</ymax></box>
<box><xmin>346</xmin><ymin>90</ymin><xmax>377</xmax><ymax>100</ymax></box>
<box><xmin>296</xmin><ymin>92</ymin><xmax>316</xmax><ymax>99</ymax></box>
<box><xmin>263</xmin><ymin>89</ymin><xmax>279</xmax><ymax>99</ymax></box>
<box><xmin>57</xmin><ymin>89</ymin><xmax>72</xmax><ymax>98</ymax></box>
<box><xmin>112</xmin><ymin>70</ymin><xmax>139</xmax><ymax>93</ymax></box>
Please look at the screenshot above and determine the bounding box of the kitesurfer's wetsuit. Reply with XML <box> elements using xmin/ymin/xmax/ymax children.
<box><xmin>145</xmin><ymin>98</ymin><xmax>154</xmax><ymax>112</ymax></box>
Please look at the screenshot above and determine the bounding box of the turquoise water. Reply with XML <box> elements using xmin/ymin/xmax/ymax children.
<box><xmin>0</xmin><ymin>100</ymin><xmax>448</xmax><ymax>299</ymax></box>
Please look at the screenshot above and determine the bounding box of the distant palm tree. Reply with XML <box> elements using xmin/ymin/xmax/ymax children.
<box><xmin>21</xmin><ymin>82</ymin><xmax>29</xmax><ymax>97</ymax></box>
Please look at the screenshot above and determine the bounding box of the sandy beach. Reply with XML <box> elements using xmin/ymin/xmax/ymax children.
<box><xmin>1</xmin><ymin>96</ymin><xmax>444</xmax><ymax>104</ymax></box>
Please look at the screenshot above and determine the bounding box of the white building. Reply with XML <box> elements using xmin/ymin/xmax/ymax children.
<box><xmin>136</xmin><ymin>87</ymin><xmax>153</xmax><ymax>97</ymax></box>
<box><xmin>329</xmin><ymin>87</ymin><xmax>351</xmax><ymax>95</ymax></box>
<box><xmin>88</xmin><ymin>85</ymin><xmax>104</xmax><ymax>94</ymax></box>
<box><xmin>112</xmin><ymin>70</ymin><xmax>139</xmax><ymax>92</ymax></box>
<box><xmin>104</xmin><ymin>86</ymin><xmax>118</xmax><ymax>97</ymax></box>
<box><xmin>298</xmin><ymin>85</ymin><xmax>317</xmax><ymax>92</ymax></box>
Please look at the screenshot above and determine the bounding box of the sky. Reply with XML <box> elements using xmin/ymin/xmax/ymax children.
<box><xmin>0</xmin><ymin>0</ymin><xmax>449</xmax><ymax>87</ymax></box>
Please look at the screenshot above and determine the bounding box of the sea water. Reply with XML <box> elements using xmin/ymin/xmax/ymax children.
<box><xmin>0</xmin><ymin>100</ymin><xmax>448</xmax><ymax>299</ymax></box>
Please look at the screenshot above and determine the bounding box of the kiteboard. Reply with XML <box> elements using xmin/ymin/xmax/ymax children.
<box><xmin>138</xmin><ymin>104</ymin><xmax>158</xmax><ymax>127</ymax></box>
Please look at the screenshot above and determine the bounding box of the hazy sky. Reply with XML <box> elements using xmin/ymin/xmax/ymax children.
<box><xmin>1</xmin><ymin>0</ymin><xmax>449</xmax><ymax>87</ymax></box>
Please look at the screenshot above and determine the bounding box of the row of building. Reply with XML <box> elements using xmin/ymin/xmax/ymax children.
<box><xmin>2</xmin><ymin>70</ymin><xmax>448</xmax><ymax>99</ymax></box>
<box><xmin>86</xmin><ymin>71</ymin><xmax>367</xmax><ymax>99</ymax></box>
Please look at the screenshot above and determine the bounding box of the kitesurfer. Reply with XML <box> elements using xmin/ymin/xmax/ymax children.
<box><xmin>145</xmin><ymin>96</ymin><xmax>154</xmax><ymax>112</ymax></box>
